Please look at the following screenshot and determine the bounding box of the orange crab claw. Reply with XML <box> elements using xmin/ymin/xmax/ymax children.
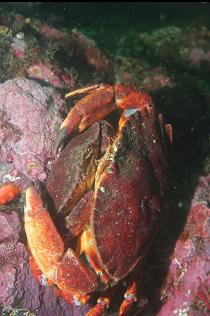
<box><xmin>56</xmin><ymin>84</ymin><xmax>152</xmax><ymax>153</ymax></box>
<box><xmin>25</xmin><ymin>185</ymin><xmax>65</xmax><ymax>281</ymax></box>
<box><xmin>55</xmin><ymin>84</ymin><xmax>116</xmax><ymax>153</ymax></box>
<box><xmin>24</xmin><ymin>184</ymin><xmax>98</xmax><ymax>297</ymax></box>
<box><xmin>0</xmin><ymin>183</ymin><xmax>20</xmax><ymax>205</ymax></box>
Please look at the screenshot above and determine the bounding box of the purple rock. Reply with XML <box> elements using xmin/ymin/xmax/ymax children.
<box><xmin>157</xmin><ymin>204</ymin><xmax>210</xmax><ymax>316</ymax></box>
<box><xmin>0</xmin><ymin>78</ymin><xmax>66</xmax><ymax>187</ymax></box>
<box><xmin>0</xmin><ymin>77</ymin><xmax>92</xmax><ymax>315</ymax></box>
<box><xmin>0</xmin><ymin>207</ymin><xmax>89</xmax><ymax>315</ymax></box>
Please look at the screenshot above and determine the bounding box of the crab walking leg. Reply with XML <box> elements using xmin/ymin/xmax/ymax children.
<box><xmin>65</xmin><ymin>84</ymin><xmax>101</xmax><ymax>99</ymax></box>
<box><xmin>65</xmin><ymin>191</ymin><xmax>94</xmax><ymax>240</ymax></box>
<box><xmin>86</xmin><ymin>287</ymin><xmax>117</xmax><ymax>316</ymax></box>
<box><xmin>25</xmin><ymin>185</ymin><xmax>98</xmax><ymax>296</ymax></box>
<box><xmin>86</xmin><ymin>298</ymin><xmax>111</xmax><ymax>316</ymax></box>
<box><xmin>0</xmin><ymin>183</ymin><xmax>20</xmax><ymax>205</ymax></box>
<box><xmin>119</xmin><ymin>280</ymin><xmax>138</xmax><ymax>316</ymax></box>
<box><xmin>79</xmin><ymin>226</ymin><xmax>110</xmax><ymax>284</ymax></box>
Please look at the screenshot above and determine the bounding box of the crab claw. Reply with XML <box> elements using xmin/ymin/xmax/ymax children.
<box><xmin>25</xmin><ymin>184</ymin><xmax>98</xmax><ymax>295</ymax></box>
<box><xmin>55</xmin><ymin>84</ymin><xmax>116</xmax><ymax>153</ymax></box>
<box><xmin>24</xmin><ymin>184</ymin><xmax>65</xmax><ymax>280</ymax></box>
<box><xmin>56</xmin><ymin>84</ymin><xmax>152</xmax><ymax>153</ymax></box>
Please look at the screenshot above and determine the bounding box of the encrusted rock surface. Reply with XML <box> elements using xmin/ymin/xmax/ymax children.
<box><xmin>0</xmin><ymin>206</ymin><xmax>89</xmax><ymax>316</ymax></box>
<box><xmin>0</xmin><ymin>77</ymin><xmax>66</xmax><ymax>187</ymax></box>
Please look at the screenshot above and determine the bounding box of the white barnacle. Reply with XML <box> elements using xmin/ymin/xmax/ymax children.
<box><xmin>124</xmin><ymin>292</ymin><xmax>137</xmax><ymax>301</ymax></box>
<box><xmin>108</xmin><ymin>153</ymin><xmax>115</xmax><ymax>162</ymax></box>
<box><xmin>3</xmin><ymin>174</ymin><xmax>21</xmax><ymax>182</ymax></box>
<box><xmin>185</xmin><ymin>289</ymin><xmax>191</xmax><ymax>297</ymax></box>
<box><xmin>100</xmin><ymin>186</ymin><xmax>106</xmax><ymax>193</ymax></box>
<box><xmin>113</xmin><ymin>144</ymin><xmax>118</xmax><ymax>152</ymax></box>
<box><xmin>173</xmin><ymin>258</ymin><xmax>181</xmax><ymax>268</ymax></box>
<box><xmin>40</xmin><ymin>274</ymin><xmax>48</xmax><ymax>286</ymax></box>
<box><xmin>73</xmin><ymin>295</ymin><xmax>84</xmax><ymax>306</ymax></box>
<box><xmin>16</xmin><ymin>32</ymin><xmax>25</xmax><ymax>40</ymax></box>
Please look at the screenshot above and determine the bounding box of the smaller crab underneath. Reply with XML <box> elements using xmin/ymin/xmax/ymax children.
<box><xmin>1</xmin><ymin>83</ymin><xmax>172</xmax><ymax>316</ymax></box>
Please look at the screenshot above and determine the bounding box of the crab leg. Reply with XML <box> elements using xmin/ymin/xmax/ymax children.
<box><xmin>24</xmin><ymin>184</ymin><xmax>98</xmax><ymax>296</ymax></box>
<box><xmin>65</xmin><ymin>191</ymin><xmax>94</xmax><ymax>239</ymax></box>
<box><xmin>0</xmin><ymin>183</ymin><xmax>20</xmax><ymax>205</ymax></box>
<box><xmin>79</xmin><ymin>226</ymin><xmax>110</xmax><ymax>284</ymax></box>
<box><xmin>119</xmin><ymin>280</ymin><xmax>138</xmax><ymax>315</ymax></box>
<box><xmin>65</xmin><ymin>84</ymin><xmax>101</xmax><ymax>99</ymax></box>
<box><xmin>86</xmin><ymin>297</ymin><xmax>111</xmax><ymax>316</ymax></box>
<box><xmin>86</xmin><ymin>287</ymin><xmax>117</xmax><ymax>316</ymax></box>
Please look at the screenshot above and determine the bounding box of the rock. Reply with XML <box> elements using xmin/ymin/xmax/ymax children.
<box><xmin>147</xmin><ymin>168</ymin><xmax>210</xmax><ymax>316</ymax></box>
<box><xmin>70</xmin><ymin>29</ymin><xmax>111</xmax><ymax>72</ymax></box>
<box><xmin>0</xmin><ymin>77</ymin><xmax>92</xmax><ymax>316</ymax></box>
<box><xmin>0</xmin><ymin>78</ymin><xmax>66</xmax><ymax>187</ymax></box>
<box><xmin>0</xmin><ymin>206</ymin><xmax>89</xmax><ymax>316</ymax></box>
<box><xmin>114</xmin><ymin>56</ymin><xmax>174</xmax><ymax>92</ymax></box>
<box><xmin>24</xmin><ymin>18</ymin><xmax>70</xmax><ymax>48</ymax></box>
<box><xmin>139</xmin><ymin>158</ymin><xmax>210</xmax><ymax>316</ymax></box>
<box><xmin>26</xmin><ymin>18</ymin><xmax>112</xmax><ymax>72</ymax></box>
<box><xmin>0</xmin><ymin>209</ymin><xmax>27</xmax><ymax>308</ymax></box>
<box><xmin>157</xmin><ymin>204</ymin><xmax>210</xmax><ymax>316</ymax></box>
<box><xmin>14</xmin><ymin>263</ymin><xmax>90</xmax><ymax>316</ymax></box>
<box><xmin>27</xmin><ymin>63</ymin><xmax>75</xmax><ymax>89</ymax></box>
<box><xmin>11</xmin><ymin>35</ymin><xmax>27</xmax><ymax>59</ymax></box>
<box><xmin>188</xmin><ymin>48</ymin><xmax>208</xmax><ymax>65</ymax></box>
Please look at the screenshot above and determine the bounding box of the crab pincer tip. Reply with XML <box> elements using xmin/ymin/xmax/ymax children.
<box><xmin>55</xmin><ymin>127</ymin><xmax>69</xmax><ymax>155</ymax></box>
<box><xmin>26</xmin><ymin>181</ymin><xmax>35</xmax><ymax>189</ymax></box>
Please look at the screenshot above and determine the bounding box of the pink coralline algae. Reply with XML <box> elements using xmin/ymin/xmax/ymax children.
<box><xmin>27</xmin><ymin>63</ymin><xmax>75</xmax><ymax>89</ymax></box>
<box><xmin>0</xmin><ymin>206</ymin><xmax>89</xmax><ymax>316</ymax></box>
<box><xmin>113</xmin><ymin>56</ymin><xmax>174</xmax><ymax>92</ymax></box>
<box><xmin>71</xmin><ymin>29</ymin><xmax>111</xmax><ymax>71</ymax></box>
<box><xmin>26</xmin><ymin>18</ymin><xmax>112</xmax><ymax>72</ymax></box>
<box><xmin>11</xmin><ymin>36</ymin><xmax>27</xmax><ymax>59</ymax></box>
<box><xmin>39</xmin><ymin>24</ymin><xmax>69</xmax><ymax>45</ymax></box>
<box><xmin>157</xmin><ymin>203</ymin><xmax>210</xmax><ymax>316</ymax></box>
<box><xmin>0</xmin><ymin>77</ymin><xmax>90</xmax><ymax>315</ymax></box>
<box><xmin>0</xmin><ymin>78</ymin><xmax>66</xmax><ymax>187</ymax></box>
<box><xmin>0</xmin><ymin>210</ymin><xmax>27</xmax><ymax>308</ymax></box>
<box><xmin>142</xmin><ymin>68</ymin><xmax>174</xmax><ymax>92</ymax></box>
<box><xmin>188</xmin><ymin>47</ymin><xmax>210</xmax><ymax>65</ymax></box>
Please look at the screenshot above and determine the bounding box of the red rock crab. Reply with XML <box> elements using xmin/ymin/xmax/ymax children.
<box><xmin>1</xmin><ymin>84</ymin><xmax>172</xmax><ymax>315</ymax></box>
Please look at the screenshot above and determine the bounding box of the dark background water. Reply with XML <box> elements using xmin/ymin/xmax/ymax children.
<box><xmin>3</xmin><ymin>3</ymin><xmax>210</xmax><ymax>26</ymax></box>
